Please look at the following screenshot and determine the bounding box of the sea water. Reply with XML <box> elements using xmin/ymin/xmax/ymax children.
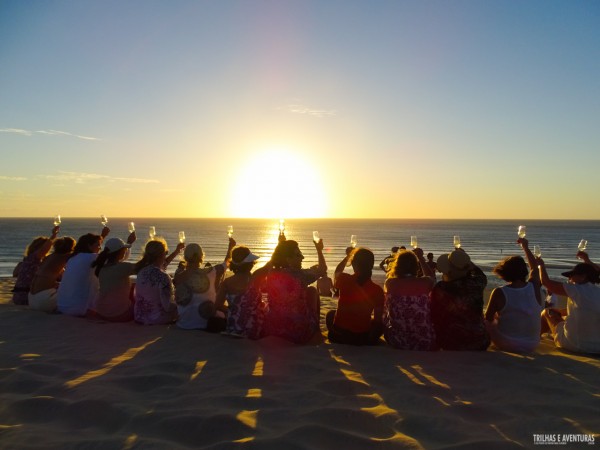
<box><xmin>1</xmin><ymin>218</ymin><xmax>598</xmax><ymax>289</ymax></box>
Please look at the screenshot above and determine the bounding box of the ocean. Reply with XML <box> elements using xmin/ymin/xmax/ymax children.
<box><xmin>1</xmin><ymin>218</ymin><xmax>599</xmax><ymax>289</ymax></box>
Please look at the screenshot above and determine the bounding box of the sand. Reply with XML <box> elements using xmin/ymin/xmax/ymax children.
<box><xmin>0</xmin><ymin>277</ymin><xmax>598</xmax><ymax>449</ymax></box>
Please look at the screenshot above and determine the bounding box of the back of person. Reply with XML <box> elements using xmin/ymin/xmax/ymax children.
<box><xmin>431</xmin><ymin>275</ymin><xmax>490</xmax><ymax>351</ymax></box>
<box><xmin>134</xmin><ymin>265</ymin><xmax>176</xmax><ymax>325</ymax></box>
<box><xmin>12</xmin><ymin>253</ymin><xmax>43</xmax><ymax>305</ymax></box>
<box><xmin>263</xmin><ymin>270</ymin><xmax>316</xmax><ymax>344</ymax></box>
<box><xmin>559</xmin><ymin>283</ymin><xmax>600</xmax><ymax>353</ymax></box>
<box><xmin>96</xmin><ymin>262</ymin><xmax>135</xmax><ymax>321</ymax></box>
<box><xmin>334</xmin><ymin>273</ymin><xmax>382</xmax><ymax>334</ymax></box>
<box><xmin>493</xmin><ymin>284</ymin><xmax>541</xmax><ymax>352</ymax></box>
<box><xmin>384</xmin><ymin>278</ymin><xmax>436</xmax><ymax>350</ymax></box>
<box><xmin>57</xmin><ymin>253</ymin><xmax>99</xmax><ymax>316</ymax></box>
<box><xmin>175</xmin><ymin>267</ymin><xmax>218</xmax><ymax>330</ymax></box>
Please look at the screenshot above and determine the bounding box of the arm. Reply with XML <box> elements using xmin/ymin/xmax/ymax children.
<box><xmin>414</xmin><ymin>248</ymin><xmax>435</xmax><ymax>281</ymax></box>
<box><xmin>33</xmin><ymin>226</ymin><xmax>60</xmax><ymax>260</ymax></box>
<box><xmin>518</xmin><ymin>238</ymin><xmax>542</xmax><ymax>305</ymax></box>
<box><xmin>165</xmin><ymin>242</ymin><xmax>185</xmax><ymax>267</ymax></box>
<box><xmin>577</xmin><ymin>251</ymin><xmax>600</xmax><ymax>272</ymax></box>
<box><xmin>484</xmin><ymin>288</ymin><xmax>506</xmax><ymax>322</ymax></box>
<box><xmin>314</xmin><ymin>238</ymin><xmax>327</xmax><ymax>277</ymax></box>
<box><xmin>100</xmin><ymin>226</ymin><xmax>110</xmax><ymax>239</ymax></box>
<box><xmin>334</xmin><ymin>250</ymin><xmax>351</xmax><ymax>287</ymax></box>
<box><xmin>538</xmin><ymin>258</ymin><xmax>567</xmax><ymax>297</ymax></box>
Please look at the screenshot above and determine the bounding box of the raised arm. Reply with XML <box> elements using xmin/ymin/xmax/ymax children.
<box><xmin>314</xmin><ymin>238</ymin><xmax>327</xmax><ymax>277</ymax></box>
<box><xmin>33</xmin><ymin>226</ymin><xmax>60</xmax><ymax>260</ymax></box>
<box><xmin>577</xmin><ymin>251</ymin><xmax>600</xmax><ymax>273</ymax></box>
<box><xmin>537</xmin><ymin>258</ymin><xmax>567</xmax><ymax>297</ymax></box>
<box><xmin>413</xmin><ymin>247</ymin><xmax>435</xmax><ymax>281</ymax></box>
<box><xmin>165</xmin><ymin>242</ymin><xmax>185</xmax><ymax>268</ymax></box>
<box><xmin>517</xmin><ymin>237</ymin><xmax>542</xmax><ymax>305</ymax></box>
<box><xmin>334</xmin><ymin>247</ymin><xmax>353</xmax><ymax>285</ymax></box>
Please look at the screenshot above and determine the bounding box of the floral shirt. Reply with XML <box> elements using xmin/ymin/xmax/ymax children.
<box><xmin>384</xmin><ymin>293</ymin><xmax>436</xmax><ymax>350</ymax></box>
<box><xmin>134</xmin><ymin>265</ymin><xmax>176</xmax><ymax>325</ymax></box>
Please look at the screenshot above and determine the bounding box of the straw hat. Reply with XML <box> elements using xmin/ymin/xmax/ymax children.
<box><xmin>437</xmin><ymin>250</ymin><xmax>472</xmax><ymax>281</ymax></box>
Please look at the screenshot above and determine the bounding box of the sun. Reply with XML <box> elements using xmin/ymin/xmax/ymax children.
<box><xmin>230</xmin><ymin>148</ymin><xmax>328</xmax><ymax>218</ymax></box>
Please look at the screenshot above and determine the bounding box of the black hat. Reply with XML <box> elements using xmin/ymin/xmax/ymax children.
<box><xmin>561</xmin><ymin>263</ymin><xmax>600</xmax><ymax>283</ymax></box>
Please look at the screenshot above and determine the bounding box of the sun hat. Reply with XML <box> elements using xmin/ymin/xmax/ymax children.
<box><xmin>561</xmin><ymin>263</ymin><xmax>600</xmax><ymax>282</ymax></box>
<box><xmin>231</xmin><ymin>246</ymin><xmax>260</xmax><ymax>265</ymax></box>
<box><xmin>184</xmin><ymin>243</ymin><xmax>203</xmax><ymax>261</ymax></box>
<box><xmin>437</xmin><ymin>250</ymin><xmax>472</xmax><ymax>281</ymax></box>
<box><xmin>103</xmin><ymin>238</ymin><xmax>131</xmax><ymax>254</ymax></box>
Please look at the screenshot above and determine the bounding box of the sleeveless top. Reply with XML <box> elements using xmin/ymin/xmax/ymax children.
<box><xmin>493</xmin><ymin>283</ymin><xmax>541</xmax><ymax>352</ymax></box>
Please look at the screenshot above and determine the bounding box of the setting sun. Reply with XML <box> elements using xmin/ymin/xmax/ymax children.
<box><xmin>230</xmin><ymin>148</ymin><xmax>328</xmax><ymax>218</ymax></box>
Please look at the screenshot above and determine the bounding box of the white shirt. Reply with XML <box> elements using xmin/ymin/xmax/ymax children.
<box><xmin>556</xmin><ymin>282</ymin><xmax>600</xmax><ymax>354</ymax></box>
<box><xmin>56</xmin><ymin>253</ymin><xmax>99</xmax><ymax>316</ymax></box>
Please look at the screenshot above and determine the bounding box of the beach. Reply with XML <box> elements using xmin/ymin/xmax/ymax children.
<box><xmin>0</xmin><ymin>276</ymin><xmax>598</xmax><ymax>449</ymax></box>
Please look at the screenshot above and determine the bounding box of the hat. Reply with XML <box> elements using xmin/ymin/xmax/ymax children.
<box><xmin>184</xmin><ymin>243</ymin><xmax>203</xmax><ymax>261</ymax></box>
<box><xmin>231</xmin><ymin>246</ymin><xmax>260</xmax><ymax>265</ymax></box>
<box><xmin>104</xmin><ymin>238</ymin><xmax>131</xmax><ymax>253</ymax></box>
<box><xmin>391</xmin><ymin>246</ymin><xmax>400</xmax><ymax>253</ymax></box>
<box><xmin>437</xmin><ymin>250</ymin><xmax>472</xmax><ymax>280</ymax></box>
<box><xmin>561</xmin><ymin>263</ymin><xmax>599</xmax><ymax>282</ymax></box>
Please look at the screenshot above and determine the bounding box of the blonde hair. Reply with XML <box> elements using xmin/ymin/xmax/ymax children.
<box><xmin>135</xmin><ymin>238</ymin><xmax>168</xmax><ymax>273</ymax></box>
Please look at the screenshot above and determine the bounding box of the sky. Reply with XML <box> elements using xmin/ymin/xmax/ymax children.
<box><xmin>1</xmin><ymin>0</ymin><xmax>599</xmax><ymax>220</ymax></box>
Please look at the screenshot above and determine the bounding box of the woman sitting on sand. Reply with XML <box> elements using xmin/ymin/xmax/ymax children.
<box><xmin>133</xmin><ymin>238</ymin><xmax>184</xmax><ymax>325</ymax></box>
<box><xmin>214</xmin><ymin>244</ymin><xmax>260</xmax><ymax>335</ymax></box>
<box><xmin>28</xmin><ymin>236</ymin><xmax>76</xmax><ymax>312</ymax></box>
<box><xmin>12</xmin><ymin>225</ymin><xmax>60</xmax><ymax>305</ymax></box>
<box><xmin>173</xmin><ymin>238</ymin><xmax>234</xmax><ymax>331</ymax></box>
<box><xmin>56</xmin><ymin>228</ymin><xmax>110</xmax><ymax>317</ymax></box>
<box><xmin>249</xmin><ymin>234</ymin><xmax>326</xmax><ymax>344</ymax></box>
<box><xmin>538</xmin><ymin>252</ymin><xmax>600</xmax><ymax>354</ymax></box>
<box><xmin>325</xmin><ymin>247</ymin><xmax>384</xmax><ymax>346</ymax></box>
<box><xmin>430</xmin><ymin>248</ymin><xmax>490</xmax><ymax>351</ymax></box>
<box><xmin>383</xmin><ymin>247</ymin><xmax>437</xmax><ymax>350</ymax></box>
<box><xmin>91</xmin><ymin>233</ymin><xmax>137</xmax><ymax>322</ymax></box>
<box><xmin>484</xmin><ymin>238</ymin><xmax>542</xmax><ymax>353</ymax></box>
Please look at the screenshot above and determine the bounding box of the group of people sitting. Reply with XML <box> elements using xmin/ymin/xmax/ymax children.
<box><xmin>11</xmin><ymin>225</ymin><xmax>600</xmax><ymax>354</ymax></box>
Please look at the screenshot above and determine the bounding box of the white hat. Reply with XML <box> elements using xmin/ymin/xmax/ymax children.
<box><xmin>104</xmin><ymin>238</ymin><xmax>131</xmax><ymax>253</ymax></box>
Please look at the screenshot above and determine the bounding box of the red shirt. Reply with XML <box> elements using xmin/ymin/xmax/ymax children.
<box><xmin>334</xmin><ymin>273</ymin><xmax>384</xmax><ymax>333</ymax></box>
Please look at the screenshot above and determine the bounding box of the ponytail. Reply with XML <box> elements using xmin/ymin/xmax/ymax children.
<box><xmin>92</xmin><ymin>248</ymin><xmax>110</xmax><ymax>277</ymax></box>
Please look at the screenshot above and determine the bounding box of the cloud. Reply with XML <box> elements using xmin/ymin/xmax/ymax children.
<box><xmin>41</xmin><ymin>171</ymin><xmax>159</xmax><ymax>184</ymax></box>
<box><xmin>1</xmin><ymin>128</ymin><xmax>100</xmax><ymax>141</ymax></box>
<box><xmin>0</xmin><ymin>175</ymin><xmax>27</xmax><ymax>181</ymax></box>
<box><xmin>282</xmin><ymin>104</ymin><xmax>337</xmax><ymax>118</ymax></box>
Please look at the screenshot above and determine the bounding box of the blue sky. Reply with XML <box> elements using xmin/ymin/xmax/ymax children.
<box><xmin>1</xmin><ymin>1</ymin><xmax>599</xmax><ymax>219</ymax></box>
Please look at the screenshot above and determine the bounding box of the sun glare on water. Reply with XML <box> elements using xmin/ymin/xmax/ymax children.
<box><xmin>230</xmin><ymin>149</ymin><xmax>328</xmax><ymax>218</ymax></box>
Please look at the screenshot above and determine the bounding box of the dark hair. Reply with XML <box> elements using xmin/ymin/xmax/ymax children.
<box><xmin>25</xmin><ymin>237</ymin><xmax>50</xmax><ymax>256</ymax></box>
<box><xmin>134</xmin><ymin>239</ymin><xmax>167</xmax><ymax>274</ymax></box>
<box><xmin>230</xmin><ymin>246</ymin><xmax>255</xmax><ymax>274</ymax></box>
<box><xmin>53</xmin><ymin>237</ymin><xmax>76</xmax><ymax>254</ymax></box>
<box><xmin>388</xmin><ymin>250</ymin><xmax>418</xmax><ymax>278</ymax></box>
<box><xmin>92</xmin><ymin>247</ymin><xmax>128</xmax><ymax>277</ymax></box>
<box><xmin>271</xmin><ymin>240</ymin><xmax>300</xmax><ymax>269</ymax></box>
<box><xmin>72</xmin><ymin>233</ymin><xmax>102</xmax><ymax>256</ymax></box>
<box><xmin>350</xmin><ymin>247</ymin><xmax>374</xmax><ymax>285</ymax></box>
<box><xmin>493</xmin><ymin>256</ymin><xmax>528</xmax><ymax>282</ymax></box>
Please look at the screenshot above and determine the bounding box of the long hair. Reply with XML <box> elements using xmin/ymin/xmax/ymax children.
<box><xmin>134</xmin><ymin>238</ymin><xmax>167</xmax><ymax>274</ymax></box>
<box><xmin>493</xmin><ymin>256</ymin><xmax>528</xmax><ymax>283</ymax></box>
<box><xmin>92</xmin><ymin>247</ymin><xmax>127</xmax><ymax>277</ymax></box>
<box><xmin>72</xmin><ymin>233</ymin><xmax>101</xmax><ymax>256</ymax></box>
<box><xmin>271</xmin><ymin>240</ymin><xmax>300</xmax><ymax>269</ymax></box>
<box><xmin>24</xmin><ymin>237</ymin><xmax>50</xmax><ymax>256</ymax></box>
<box><xmin>388</xmin><ymin>250</ymin><xmax>418</xmax><ymax>278</ymax></box>
<box><xmin>53</xmin><ymin>237</ymin><xmax>76</xmax><ymax>255</ymax></box>
<box><xmin>350</xmin><ymin>247</ymin><xmax>374</xmax><ymax>286</ymax></box>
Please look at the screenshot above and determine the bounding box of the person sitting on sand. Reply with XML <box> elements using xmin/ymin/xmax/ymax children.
<box><xmin>316</xmin><ymin>274</ymin><xmax>335</xmax><ymax>297</ymax></box>
<box><xmin>383</xmin><ymin>247</ymin><xmax>437</xmax><ymax>350</ymax></box>
<box><xmin>326</xmin><ymin>247</ymin><xmax>384</xmax><ymax>346</ymax></box>
<box><xmin>538</xmin><ymin>255</ymin><xmax>600</xmax><ymax>354</ymax></box>
<box><xmin>379</xmin><ymin>246</ymin><xmax>400</xmax><ymax>272</ymax></box>
<box><xmin>430</xmin><ymin>248</ymin><xmax>490</xmax><ymax>351</ymax></box>
<box><xmin>484</xmin><ymin>238</ymin><xmax>542</xmax><ymax>353</ymax></box>
<box><xmin>28</xmin><ymin>236</ymin><xmax>76</xmax><ymax>312</ymax></box>
<box><xmin>250</xmin><ymin>233</ymin><xmax>327</xmax><ymax>344</ymax></box>
<box><xmin>173</xmin><ymin>238</ymin><xmax>234</xmax><ymax>331</ymax></box>
<box><xmin>133</xmin><ymin>238</ymin><xmax>184</xmax><ymax>325</ymax></box>
<box><xmin>56</xmin><ymin>228</ymin><xmax>110</xmax><ymax>317</ymax></box>
<box><xmin>91</xmin><ymin>233</ymin><xmax>137</xmax><ymax>322</ymax></box>
<box><xmin>214</xmin><ymin>244</ymin><xmax>260</xmax><ymax>335</ymax></box>
<box><xmin>12</xmin><ymin>225</ymin><xmax>60</xmax><ymax>305</ymax></box>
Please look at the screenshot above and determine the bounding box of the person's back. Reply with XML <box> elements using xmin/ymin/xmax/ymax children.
<box><xmin>175</xmin><ymin>266</ymin><xmax>219</xmax><ymax>329</ymax></box>
<box><xmin>431</xmin><ymin>250</ymin><xmax>489</xmax><ymax>351</ymax></box>
<box><xmin>134</xmin><ymin>264</ymin><xmax>176</xmax><ymax>325</ymax></box>
<box><xmin>560</xmin><ymin>283</ymin><xmax>600</xmax><ymax>353</ymax></box>
<box><xmin>57</xmin><ymin>252</ymin><xmax>99</xmax><ymax>316</ymax></box>
<box><xmin>96</xmin><ymin>262</ymin><xmax>135</xmax><ymax>320</ymax></box>
<box><xmin>383</xmin><ymin>249</ymin><xmax>436</xmax><ymax>350</ymax></box>
<box><xmin>493</xmin><ymin>284</ymin><xmax>542</xmax><ymax>352</ymax></box>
